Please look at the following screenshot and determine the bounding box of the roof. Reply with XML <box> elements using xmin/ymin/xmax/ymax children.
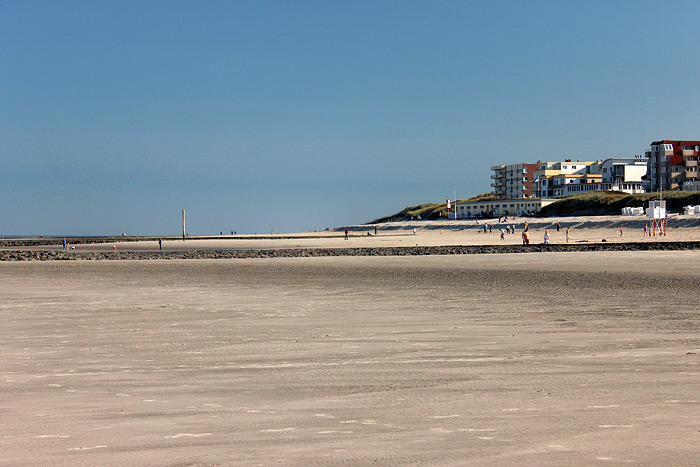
<box><xmin>650</xmin><ymin>140</ymin><xmax>700</xmax><ymax>166</ymax></box>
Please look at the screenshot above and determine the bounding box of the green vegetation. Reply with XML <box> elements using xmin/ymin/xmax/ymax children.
<box><xmin>368</xmin><ymin>191</ymin><xmax>700</xmax><ymax>224</ymax></box>
<box><xmin>539</xmin><ymin>191</ymin><xmax>700</xmax><ymax>216</ymax></box>
<box><xmin>368</xmin><ymin>193</ymin><xmax>497</xmax><ymax>223</ymax></box>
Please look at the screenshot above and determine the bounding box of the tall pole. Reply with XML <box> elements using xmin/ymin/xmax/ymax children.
<box><xmin>182</xmin><ymin>209</ymin><xmax>186</xmax><ymax>241</ymax></box>
<box><xmin>454</xmin><ymin>190</ymin><xmax>457</xmax><ymax>220</ymax></box>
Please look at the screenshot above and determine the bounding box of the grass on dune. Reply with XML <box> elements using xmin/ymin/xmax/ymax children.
<box><xmin>539</xmin><ymin>191</ymin><xmax>700</xmax><ymax>216</ymax></box>
<box><xmin>368</xmin><ymin>191</ymin><xmax>700</xmax><ymax>223</ymax></box>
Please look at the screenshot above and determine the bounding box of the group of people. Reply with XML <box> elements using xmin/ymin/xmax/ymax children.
<box><xmin>494</xmin><ymin>221</ymin><xmax>571</xmax><ymax>245</ymax></box>
<box><xmin>343</xmin><ymin>222</ymin><xmax>575</xmax><ymax>245</ymax></box>
<box><xmin>498</xmin><ymin>224</ymin><xmax>517</xmax><ymax>240</ymax></box>
<box><xmin>485</xmin><ymin>223</ymin><xmax>516</xmax><ymax>234</ymax></box>
<box><xmin>521</xmin><ymin>225</ymin><xmax>570</xmax><ymax>245</ymax></box>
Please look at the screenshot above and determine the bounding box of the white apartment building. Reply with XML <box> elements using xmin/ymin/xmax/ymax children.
<box><xmin>535</xmin><ymin>157</ymin><xmax>647</xmax><ymax>198</ymax></box>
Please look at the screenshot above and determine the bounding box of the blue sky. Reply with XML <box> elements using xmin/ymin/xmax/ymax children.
<box><xmin>2</xmin><ymin>1</ymin><xmax>699</xmax><ymax>235</ymax></box>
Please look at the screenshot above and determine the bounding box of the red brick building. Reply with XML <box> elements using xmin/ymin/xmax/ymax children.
<box><xmin>646</xmin><ymin>140</ymin><xmax>700</xmax><ymax>191</ymax></box>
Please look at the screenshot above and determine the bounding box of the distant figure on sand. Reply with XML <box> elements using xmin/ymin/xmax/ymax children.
<box><xmin>543</xmin><ymin>230</ymin><xmax>550</xmax><ymax>244</ymax></box>
<box><xmin>522</xmin><ymin>228</ymin><xmax>530</xmax><ymax>245</ymax></box>
<box><xmin>620</xmin><ymin>226</ymin><xmax>624</xmax><ymax>237</ymax></box>
<box><xmin>644</xmin><ymin>223</ymin><xmax>648</xmax><ymax>236</ymax></box>
<box><xmin>159</xmin><ymin>238</ymin><xmax>163</xmax><ymax>250</ymax></box>
<box><xmin>556</xmin><ymin>222</ymin><xmax>561</xmax><ymax>232</ymax></box>
<box><xmin>413</xmin><ymin>228</ymin><xmax>417</xmax><ymax>235</ymax></box>
<box><xmin>499</xmin><ymin>228</ymin><xmax>505</xmax><ymax>240</ymax></box>
<box><xmin>374</xmin><ymin>226</ymin><xmax>378</xmax><ymax>234</ymax></box>
<box><xmin>63</xmin><ymin>238</ymin><xmax>67</xmax><ymax>250</ymax></box>
<box><xmin>345</xmin><ymin>229</ymin><xmax>349</xmax><ymax>240</ymax></box>
<box><xmin>566</xmin><ymin>226</ymin><xmax>570</xmax><ymax>243</ymax></box>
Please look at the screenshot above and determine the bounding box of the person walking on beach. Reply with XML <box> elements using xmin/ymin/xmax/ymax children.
<box><xmin>412</xmin><ymin>228</ymin><xmax>417</xmax><ymax>235</ymax></box>
<box><xmin>543</xmin><ymin>230</ymin><xmax>550</xmax><ymax>244</ymax></box>
<box><xmin>522</xmin><ymin>228</ymin><xmax>530</xmax><ymax>245</ymax></box>
<box><xmin>344</xmin><ymin>229</ymin><xmax>349</xmax><ymax>240</ymax></box>
<box><xmin>556</xmin><ymin>222</ymin><xmax>561</xmax><ymax>232</ymax></box>
<box><xmin>63</xmin><ymin>238</ymin><xmax>67</xmax><ymax>250</ymax></box>
<box><xmin>499</xmin><ymin>228</ymin><xmax>505</xmax><ymax>240</ymax></box>
<box><xmin>159</xmin><ymin>238</ymin><xmax>163</xmax><ymax>250</ymax></box>
<box><xmin>620</xmin><ymin>226</ymin><xmax>624</xmax><ymax>237</ymax></box>
<box><xmin>566</xmin><ymin>226</ymin><xmax>570</xmax><ymax>243</ymax></box>
<box><xmin>374</xmin><ymin>226</ymin><xmax>378</xmax><ymax>235</ymax></box>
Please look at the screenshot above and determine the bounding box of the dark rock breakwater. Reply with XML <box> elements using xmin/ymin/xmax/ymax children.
<box><xmin>2</xmin><ymin>241</ymin><xmax>700</xmax><ymax>261</ymax></box>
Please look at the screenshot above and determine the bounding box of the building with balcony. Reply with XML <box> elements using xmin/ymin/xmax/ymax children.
<box><xmin>533</xmin><ymin>160</ymin><xmax>597</xmax><ymax>198</ymax></box>
<box><xmin>645</xmin><ymin>140</ymin><xmax>700</xmax><ymax>192</ymax></box>
<box><xmin>534</xmin><ymin>157</ymin><xmax>647</xmax><ymax>197</ymax></box>
<box><xmin>490</xmin><ymin>163</ymin><xmax>540</xmax><ymax>198</ymax></box>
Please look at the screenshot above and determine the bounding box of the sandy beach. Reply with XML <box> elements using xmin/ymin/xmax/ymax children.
<box><xmin>2</xmin><ymin>245</ymin><xmax>700</xmax><ymax>465</ymax></box>
<box><xmin>2</xmin><ymin>214</ymin><xmax>700</xmax><ymax>257</ymax></box>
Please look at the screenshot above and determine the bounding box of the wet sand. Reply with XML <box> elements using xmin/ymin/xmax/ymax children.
<box><xmin>2</xmin><ymin>252</ymin><xmax>700</xmax><ymax>466</ymax></box>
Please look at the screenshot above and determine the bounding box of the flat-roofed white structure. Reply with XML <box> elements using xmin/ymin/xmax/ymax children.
<box><xmin>454</xmin><ymin>198</ymin><xmax>556</xmax><ymax>218</ymax></box>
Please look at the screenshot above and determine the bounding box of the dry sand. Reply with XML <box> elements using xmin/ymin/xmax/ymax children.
<box><xmin>3</xmin><ymin>214</ymin><xmax>700</xmax><ymax>255</ymax></box>
<box><xmin>2</xmin><ymin>251</ymin><xmax>700</xmax><ymax>466</ymax></box>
